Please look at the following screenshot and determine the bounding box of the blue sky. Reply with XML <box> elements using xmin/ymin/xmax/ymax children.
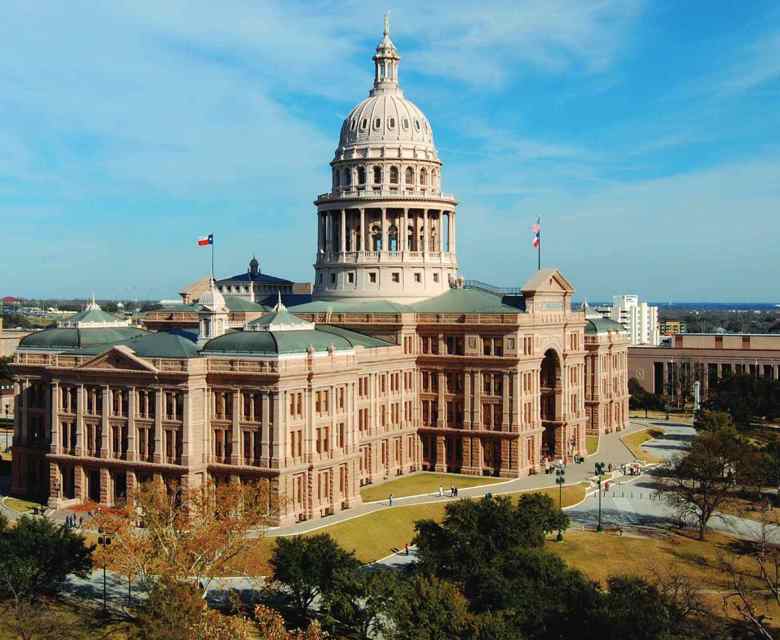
<box><xmin>1</xmin><ymin>1</ymin><xmax>779</xmax><ymax>302</ymax></box>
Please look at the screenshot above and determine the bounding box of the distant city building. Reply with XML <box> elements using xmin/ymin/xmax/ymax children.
<box><xmin>628</xmin><ymin>333</ymin><xmax>780</xmax><ymax>403</ymax></box>
<box><xmin>660</xmin><ymin>319</ymin><xmax>687</xmax><ymax>336</ymax></box>
<box><xmin>610</xmin><ymin>295</ymin><xmax>659</xmax><ymax>346</ymax></box>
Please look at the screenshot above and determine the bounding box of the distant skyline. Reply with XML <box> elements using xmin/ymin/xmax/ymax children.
<box><xmin>1</xmin><ymin>2</ymin><xmax>779</xmax><ymax>302</ymax></box>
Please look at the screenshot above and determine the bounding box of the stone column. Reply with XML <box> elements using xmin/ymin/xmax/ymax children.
<box><xmin>127</xmin><ymin>386</ymin><xmax>136</xmax><ymax>461</ymax></box>
<box><xmin>360</xmin><ymin>209</ymin><xmax>365</xmax><ymax>252</ymax></box>
<box><xmin>437</xmin><ymin>372</ymin><xmax>446</xmax><ymax>428</ymax></box>
<box><xmin>231</xmin><ymin>389</ymin><xmax>240</xmax><ymax>465</ymax></box>
<box><xmin>511</xmin><ymin>372</ymin><xmax>520</xmax><ymax>430</ymax></box>
<box><xmin>180</xmin><ymin>390</ymin><xmax>190</xmax><ymax>466</ymax></box>
<box><xmin>434</xmin><ymin>435</ymin><xmax>447</xmax><ymax>472</ymax></box>
<box><xmin>422</xmin><ymin>210</ymin><xmax>428</xmax><ymax>253</ymax></box>
<box><xmin>439</xmin><ymin>212</ymin><xmax>445</xmax><ymax>252</ymax></box>
<box><xmin>271</xmin><ymin>392</ymin><xmax>283</xmax><ymax>468</ymax></box>
<box><xmin>49</xmin><ymin>381</ymin><xmax>59</xmax><ymax>454</ymax></box>
<box><xmin>100</xmin><ymin>385</ymin><xmax>110</xmax><ymax>458</ymax></box>
<box><xmin>381</xmin><ymin>208</ymin><xmax>388</xmax><ymax>252</ymax></box>
<box><xmin>451</xmin><ymin>211</ymin><xmax>456</xmax><ymax>253</ymax></box>
<box><xmin>153</xmin><ymin>388</ymin><xmax>163</xmax><ymax>463</ymax></box>
<box><xmin>340</xmin><ymin>209</ymin><xmax>346</xmax><ymax>254</ymax></box>
<box><xmin>502</xmin><ymin>372</ymin><xmax>510</xmax><ymax>430</ymax></box>
<box><xmin>75</xmin><ymin>384</ymin><xmax>85</xmax><ymax>456</ymax></box>
<box><xmin>402</xmin><ymin>208</ymin><xmax>408</xmax><ymax>252</ymax></box>
<box><xmin>473</xmin><ymin>371</ymin><xmax>482</xmax><ymax>430</ymax></box>
<box><xmin>261</xmin><ymin>391</ymin><xmax>270</xmax><ymax>466</ymax></box>
<box><xmin>463</xmin><ymin>370</ymin><xmax>472</xmax><ymax>428</ymax></box>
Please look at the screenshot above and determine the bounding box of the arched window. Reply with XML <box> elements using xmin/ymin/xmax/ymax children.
<box><xmin>389</xmin><ymin>117</ymin><xmax>396</xmax><ymax>129</ymax></box>
<box><xmin>403</xmin><ymin>118</ymin><xmax>409</xmax><ymax>129</ymax></box>
<box><xmin>357</xmin><ymin>166</ymin><xmax>366</xmax><ymax>184</ymax></box>
<box><xmin>405</xmin><ymin>167</ymin><xmax>414</xmax><ymax>185</ymax></box>
<box><xmin>390</xmin><ymin>166</ymin><xmax>399</xmax><ymax>184</ymax></box>
<box><xmin>361</xmin><ymin>118</ymin><xmax>368</xmax><ymax>130</ymax></box>
<box><xmin>371</xmin><ymin>225</ymin><xmax>382</xmax><ymax>251</ymax></box>
<box><xmin>407</xmin><ymin>225</ymin><xmax>415</xmax><ymax>251</ymax></box>
<box><xmin>373</xmin><ymin>166</ymin><xmax>382</xmax><ymax>184</ymax></box>
<box><xmin>343</xmin><ymin>168</ymin><xmax>351</xmax><ymax>186</ymax></box>
<box><xmin>374</xmin><ymin>118</ymin><xmax>381</xmax><ymax>130</ymax></box>
<box><xmin>333</xmin><ymin>169</ymin><xmax>340</xmax><ymax>188</ymax></box>
<box><xmin>420</xmin><ymin>168</ymin><xmax>427</xmax><ymax>185</ymax></box>
<box><xmin>415</xmin><ymin>120</ymin><xmax>421</xmax><ymax>130</ymax></box>
<box><xmin>388</xmin><ymin>224</ymin><xmax>399</xmax><ymax>251</ymax></box>
<box><xmin>431</xmin><ymin>169</ymin><xmax>438</xmax><ymax>188</ymax></box>
<box><xmin>350</xmin><ymin>118</ymin><xmax>356</xmax><ymax>130</ymax></box>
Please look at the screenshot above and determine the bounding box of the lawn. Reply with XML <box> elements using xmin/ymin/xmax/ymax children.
<box><xmin>621</xmin><ymin>428</ymin><xmax>665</xmax><ymax>463</ymax></box>
<box><xmin>549</xmin><ymin>529</ymin><xmax>780</xmax><ymax>621</ymax></box>
<box><xmin>586</xmin><ymin>435</ymin><xmax>599</xmax><ymax>456</ymax></box>
<box><xmin>2</xmin><ymin>496</ymin><xmax>46</xmax><ymax>513</ymax></box>
<box><xmin>360</xmin><ymin>471</ymin><xmax>505</xmax><ymax>502</ymax></box>
<box><xmin>229</xmin><ymin>483</ymin><xmax>589</xmax><ymax>574</ymax></box>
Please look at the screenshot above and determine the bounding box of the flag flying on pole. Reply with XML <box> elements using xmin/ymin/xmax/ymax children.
<box><xmin>197</xmin><ymin>234</ymin><xmax>213</xmax><ymax>247</ymax></box>
<box><xmin>531</xmin><ymin>219</ymin><xmax>540</xmax><ymax>248</ymax></box>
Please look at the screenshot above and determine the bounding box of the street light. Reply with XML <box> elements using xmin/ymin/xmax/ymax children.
<box><xmin>595</xmin><ymin>462</ymin><xmax>606</xmax><ymax>532</ymax></box>
<box><xmin>97</xmin><ymin>528</ymin><xmax>112</xmax><ymax>614</ymax></box>
<box><xmin>555</xmin><ymin>466</ymin><xmax>565</xmax><ymax>542</ymax></box>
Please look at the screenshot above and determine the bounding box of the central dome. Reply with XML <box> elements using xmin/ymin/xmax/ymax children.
<box><xmin>334</xmin><ymin>18</ymin><xmax>437</xmax><ymax>161</ymax></box>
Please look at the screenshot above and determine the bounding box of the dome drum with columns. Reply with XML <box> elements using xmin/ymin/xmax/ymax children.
<box><xmin>313</xmin><ymin>19</ymin><xmax>459</xmax><ymax>302</ymax></box>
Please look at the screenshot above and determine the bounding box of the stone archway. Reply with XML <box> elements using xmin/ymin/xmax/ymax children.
<box><xmin>540</xmin><ymin>348</ymin><xmax>563</xmax><ymax>459</ymax></box>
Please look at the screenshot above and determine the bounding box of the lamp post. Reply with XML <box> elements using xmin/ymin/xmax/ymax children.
<box><xmin>555</xmin><ymin>466</ymin><xmax>565</xmax><ymax>542</ymax></box>
<box><xmin>595</xmin><ymin>462</ymin><xmax>606</xmax><ymax>532</ymax></box>
<box><xmin>97</xmin><ymin>528</ymin><xmax>112</xmax><ymax>614</ymax></box>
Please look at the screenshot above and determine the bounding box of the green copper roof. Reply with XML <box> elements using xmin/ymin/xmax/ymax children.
<box><xmin>123</xmin><ymin>332</ymin><xmax>200</xmax><ymax>358</ymax></box>
<box><xmin>69</xmin><ymin>308</ymin><xmax>121</xmax><ymax>324</ymax></box>
<box><xmin>585</xmin><ymin>318</ymin><xmax>625</xmax><ymax>334</ymax></box>
<box><xmin>410</xmin><ymin>288</ymin><xmax>522</xmax><ymax>313</ymax></box>
<box><xmin>289</xmin><ymin>289</ymin><xmax>523</xmax><ymax>315</ymax></box>
<box><xmin>19</xmin><ymin>327</ymin><xmax>146</xmax><ymax>351</ymax></box>
<box><xmin>201</xmin><ymin>324</ymin><xmax>391</xmax><ymax>356</ymax></box>
<box><xmin>223</xmin><ymin>296</ymin><xmax>269</xmax><ymax>312</ymax></box>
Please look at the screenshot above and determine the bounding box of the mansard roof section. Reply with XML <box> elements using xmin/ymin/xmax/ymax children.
<box><xmin>521</xmin><ymin>268</ymin><xmax>575</xmax><ymax>295</ymax></box>
<box><xmin>410</xmin><ymin>288</ymin><xmax>523</xmax><ymax>314</ymax></box>
<box><xmin>217</xmin><ymin>271</ymin><xmax>293</xmax><ymax>285</ymax></box>
<box><xmin>585</xmin><ymin>317</ymin><xmax>627</xmax><ymax>335</ymax></box>
<box><xmin>18</xmin><ymin>326</ymin><xmax>146</xmax><ymax>352</ymax></box>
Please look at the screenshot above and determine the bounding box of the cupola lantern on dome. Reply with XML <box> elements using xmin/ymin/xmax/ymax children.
<box><xmin>313</xmin><ymin>17</ymin><xmax>460</xmax><ymax>303</ymax></box>
<box><xmin>371</xmin><ymin>13</ymin><xmax>400</xmax><ymax>95</ymax></box>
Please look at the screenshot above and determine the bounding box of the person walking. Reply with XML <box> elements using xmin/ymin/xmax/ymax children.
<box><xmin>438</xmin><ymin>486</ymin><xmax>443</xmax><ymax>497</ymax></box>
<box><xmin>389</xmin><ymin>494</ymin><xmax>393</xmax><ymax>506</ymax></box>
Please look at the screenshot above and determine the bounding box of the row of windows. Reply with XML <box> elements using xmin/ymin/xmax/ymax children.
<box><xmin>333</xmin><ymin>165</ymin><xmax>439</xmax><ymax>188</ymax></box>
<box><xmin>321</xmin><ymin>271</ymin><xmax>441</xmax><ymax>286</ymax></box>
<box><xmin>350</xmin><ymin>115</ymin><xmax>427</xmax><ymax>133</ymax></box>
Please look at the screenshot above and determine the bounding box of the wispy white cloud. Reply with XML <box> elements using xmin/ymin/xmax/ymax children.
<box><xmin>719</xmin><ymin>30</ymin><xmax>780</xmax><ymax>94</ymax></box>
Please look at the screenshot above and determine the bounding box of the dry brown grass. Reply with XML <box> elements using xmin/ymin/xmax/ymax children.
<box><xmin>621</xmin><ymin>428</ymin><xmax>665</xmax><ymax>463</ymax></box>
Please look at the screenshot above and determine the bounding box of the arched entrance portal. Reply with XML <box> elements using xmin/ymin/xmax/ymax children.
<box><xmin>540</xmin><ymin>349</ymin><xmax>563</xmax><ymax>460</ymax></box>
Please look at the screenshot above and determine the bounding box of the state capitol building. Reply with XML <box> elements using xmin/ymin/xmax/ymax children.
<box><xmin>10</xmin><ymin>24</ymin><xmax>629</xmax><ymax>526</ymax></box>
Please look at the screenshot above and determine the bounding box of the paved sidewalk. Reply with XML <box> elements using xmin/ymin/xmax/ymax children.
<box><xmin>266</xmin><ymin>420</ymin><xmax>656</xmax><ymax>537</ymax></box>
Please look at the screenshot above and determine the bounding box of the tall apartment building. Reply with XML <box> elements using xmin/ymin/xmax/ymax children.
<box><xmin>611</xmin><ymin>295</ymin><xmax>659</xmax><ymax>346</ymax></box>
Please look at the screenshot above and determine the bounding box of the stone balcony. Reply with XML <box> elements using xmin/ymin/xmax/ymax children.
<box><xmin>315</xmin><ymin>187</ymin><xmax>457</xmax><ymax>205</ymax></box>
<box><xmin>316</xmin><ymin>250</ymin><xmax>457</xmax><ymax>266</ymax></box>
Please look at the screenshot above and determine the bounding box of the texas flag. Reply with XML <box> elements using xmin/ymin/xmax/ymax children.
<box><xmin>531</xmin><ymin>219</ymin><xmax>540</xmax><ymax>249</ymax></box>
<box><xmin>197</xmin><ymin>234</ymin><xmax>213</xmax><ymax>247</ymax></box>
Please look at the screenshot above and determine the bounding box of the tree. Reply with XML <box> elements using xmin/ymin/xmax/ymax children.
<box><xmin>94</xmin><ymin>479</ymin><xmax>274</xmax><ymax>597</ymax></box>
<box><xmin>321</xmin><ymin>567</ymin><xmax>398</xmax><ymax>639</ymax></box>
<box><xmin>132</xmin><ymin>576</ymin><xmax>253</xmax><ymax>640</ymax></box>
<box><xmin>694</xmin><ymin>410</ymin><xmax>735</xmax><ymax>432</ymax></box>
<box><xmin>414</xmin><ymin>493</ymin><xmax>568</xmax><ymax>594</ymax></box>
<box><xmin>0</xmin><ymin>516</ymin><xmax>92</xmax><ymax>640</ymax></box>
<box><xmin>254</xmin><ymin>604</ymin><xmax>324</xmax><ymax>640</ymax></box>
<box><xmin>599</xmin><ymin>576</ymin><xmax>672</xmax><ymax>640</ymax></box>
<box><xmin>656</xmin><ymin>427</ymin><xmax>748</xmax><ymax>539</ymax></box>
<box><xmin>705</xmin><ymin>374</ymin><xmax>780</xmax><ymax>430</ymax></box>
<box><xmin>387</xmin><ymin>575</ymin><xmax>472</xmax><ymax>640</ymax></box>
<box><xmin>0</xmin><ymin>356</ymin><xmax>14</xmax><ymax>384</ymax></box>
<box><xmin>0</xmin><ymin>516</ymin><xmax>93</xmax><ymax>602</ymax></box>
<box><xmin>628</xmin><ymin>378</ymin><xmax>664</xmax><ymax>417</ymax></box>
<box><xmin>270</xmin><ymin>533</ymin><xmax>360</xmax><ymax>623</ymax></box>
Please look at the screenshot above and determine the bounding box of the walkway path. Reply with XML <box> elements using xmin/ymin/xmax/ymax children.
<box><xmin>266</xmin><ymin>419</ymin><xmax>652</xmax><ymax>537</ymax></box>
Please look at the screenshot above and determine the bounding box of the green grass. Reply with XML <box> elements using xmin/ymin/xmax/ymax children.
<box><xmin>360</xmin><ymin>471</ymin><xmax>505</xmax><ymax>502</ymax></box>
<box><xmin>621</xmin><ymin>428</ymin><xmax>664</xmax><ymax>463</ymax></box>
<box><xmin>586</xmin><ymin>435</ymin><xmax>599</xmax><ymax>455</ymax></box>
<box><xmin>3</xmin><ymin>496</ymin><xmax>46</xmax><ymax>513</ymax></box>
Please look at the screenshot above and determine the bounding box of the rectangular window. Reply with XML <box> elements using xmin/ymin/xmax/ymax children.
<box><xmin>392</xmin><ymin>272</ymin><xmax>400</xmax><ymax>283</ymax></box>
<box><xmin>369</xmin><ymin>272</ymin><xmax>377</xmax><ymax>283</ymax></box>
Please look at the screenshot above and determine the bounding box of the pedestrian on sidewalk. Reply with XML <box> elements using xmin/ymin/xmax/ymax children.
<box><xmin>438</xmin><ymin>486</ymin><xmax>443</xmax><ymax>497</ymax></box>
<box><xmin>454</xmin><ymin>486</ymin><xmax>459</xmax><ymax>497</ymax></box>
<box><xmin>389</xmin><ymin>494</ymin><xmax>393</xmax><ymax>506</ymax></box>
<box><xmin>405</xmin><ymin>543</ymin><xmax>409</xmax><ymax>555</ymax></box>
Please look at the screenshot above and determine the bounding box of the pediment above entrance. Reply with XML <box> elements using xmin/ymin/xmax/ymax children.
<box><xmin>80</xmin><ymin>345</ymin><xmax>158</xmax><ymax>373</ymax></box>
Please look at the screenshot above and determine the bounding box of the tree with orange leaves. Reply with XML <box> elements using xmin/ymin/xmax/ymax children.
<box><xmin>93</xmin><ymin>478</ymin><xmax>275</xmax><ymax>597</ymax></box>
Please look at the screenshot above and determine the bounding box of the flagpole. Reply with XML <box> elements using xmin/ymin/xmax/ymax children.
<box><xmin>538</xmin><ymin>221</ymin><xmax>541</xmax><ymax>271</ymax></box>
<box><xmin>211</xmin><ymin>235</ymin><xmax>215</xmax><ymax>278</ymax></box>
